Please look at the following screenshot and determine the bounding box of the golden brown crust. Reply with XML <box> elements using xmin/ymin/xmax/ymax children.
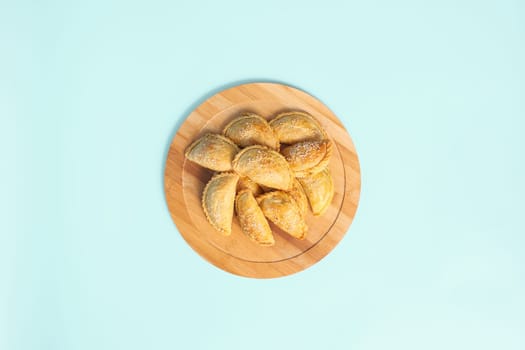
<box><xmin>287</xmin><ymin>178</ymin><xmax>309</xmax><ymax>217</ymax></box>
<box><xmin>236</xmin><ymin>176</ymin><xmax>262</xmax><ymax>196</ymax></box>
<box><xmin>297</xmin><ymin>169</ymin><xmax>334</xmax><ymax>216</ymax></box>
<box><xmin>185</xmin><ymin>133</ymin><xmax>240</xmax><ymax>172</ymax></box>
<box><xmin>281</xmin><ymin>139</ymin><xmax>333</xmax><ymax>177</ymax></box>
<box><xmin>202</xmin><ymin>172</ymin><xmax>239</xmax><ymax>235</ymax></box>
<box><xmin>232</xmin><ymin>145</ymin><xmax>294</xmax><ymax>191</ymax></box>
<box><xmin>256</xmin><ymin>191</ymin><xmax>307</xmax><ymax>239</ymax></box>
<box><xmin>223</xmin><ymin>113</ymin><xmax>280</xmax><ymax>150</ymax></box>
<box><xmin>269</xmin><ymin>111</ymin><xmax>328</xmax><ymax>144</ymax></box>
<box><xmin>235</xmin><ymin>189</ymin><xmax>275</xmax><ymax>246</ymax></box>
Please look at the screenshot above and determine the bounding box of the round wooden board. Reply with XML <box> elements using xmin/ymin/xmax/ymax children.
<box><xmin>164</xmin><ymin>82</ymin><xmax>361</xmax><ymax>278</ymax></box>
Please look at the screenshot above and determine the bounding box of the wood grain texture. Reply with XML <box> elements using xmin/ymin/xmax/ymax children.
<box><xmin>164</xmin><ymin>82</ymin><xmax>361</xmax><ymax>278</ymax></box>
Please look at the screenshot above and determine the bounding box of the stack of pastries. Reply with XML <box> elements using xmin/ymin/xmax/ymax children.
<box><xmin>184</xmin><ymin>111</ymin><xmax>334</xmax><ymax>247</ymax></box>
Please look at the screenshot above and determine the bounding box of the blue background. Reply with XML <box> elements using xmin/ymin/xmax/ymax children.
<box><xmin>1</xmin><ymin>0</ymin><xmax>524</xmax><ymax>349</ymax></box>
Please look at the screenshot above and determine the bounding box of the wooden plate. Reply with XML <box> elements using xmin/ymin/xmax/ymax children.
<box><xmin>164</xmin><ymin>82</ymin><xmax>360</xmax><ymax>278</ymax></box>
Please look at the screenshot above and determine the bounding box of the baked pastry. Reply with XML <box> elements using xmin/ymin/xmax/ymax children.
<box><xmin>287</xmin><ymin>178</ymin><xmax>308</xmax><ymax>218</ymax></box>
<box><xmin>236</xmin><ymin>176</ymin><xmax>262</xmax><ymax>196</ymax></box>
<box><xmin>223</xmin><ymin>113</ymin><xmax>279</xmax><ymax>150</ymax></box>
<box><xmin>235</xmin><ymin>189</ymin><xmax>275</xmax><ymax>246</ymax></box>
<box><xmin>297</xmin><ymin>168</ymin><xmax>334</xmax><ymax>216</ymax></box>
<box><xmin>202</xmin><ymin>172</ymin><xmax>239</xmax><ymax>235</ymax></box>
<box><xmin>232</xmin><ymin>145</ymin><xmax>293</xmax><ymax>191</ymax></box>
<box><xmin>281</xmin><ymin>139</ymin><xmax>333</xmax><ymax>177</ymax></box>
<box><xmin>257</xmin><ymin>191</ymin><xmax>307</xmax><ymax>240</ymax></box>
<box><xmin>269</xmin><ymin>111</ymin><xmax>327</xmax><ymax>144</ymax></box>
<box><xmin>184</xmin><ymin>110</ymin><xmax>337</xmax><ymax>244</ymax></box>
<box><xmin>185</xmin><ymin>133</ymin><xmax>239</xmax><ymax>172</ymax></box>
